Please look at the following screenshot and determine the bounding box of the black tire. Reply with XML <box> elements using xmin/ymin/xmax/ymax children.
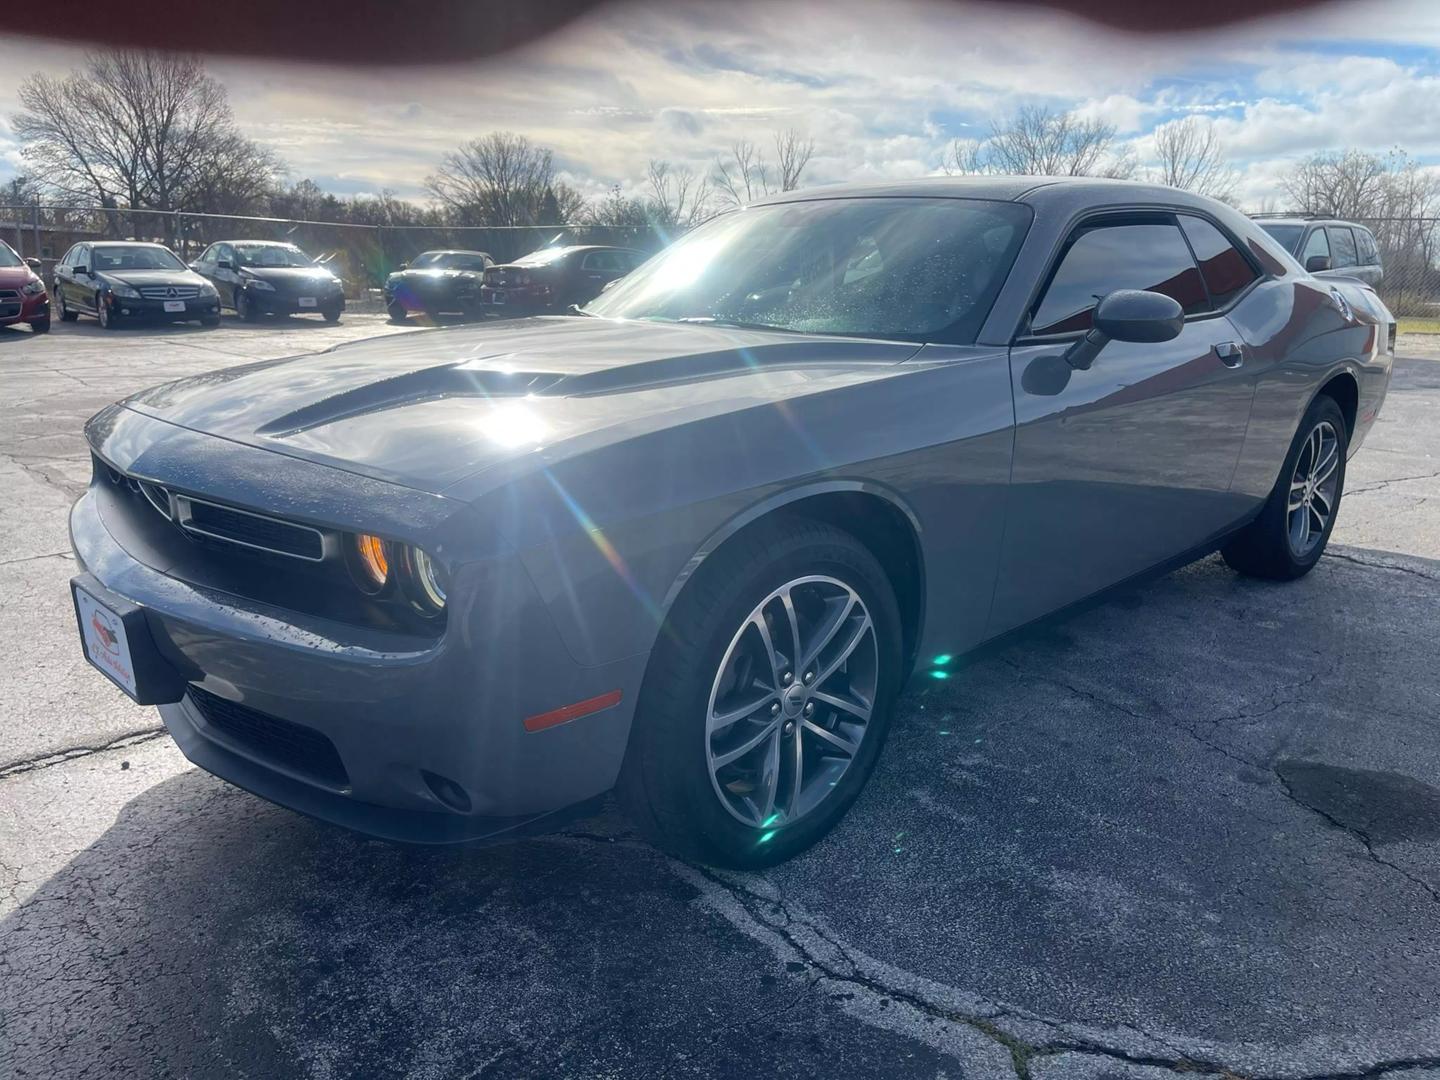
<box><xmin>57</xmin><ymin>292</ymin><xmax>78</xmax><ymax>322</ymax></box>
<box><xmin>618</xmin><ymin>517</ymin><xmax>904</xmax><ymax>868</ymax></box>
<box><xmin>1223</xmin><ymin>394</ymin><xmax>1348</xmax><ymax>580</ymax></box>
<box><xmin>29</xmin><ymin>316</ymin><xmax>51</xmax><ymax>334</ymax></box>
<box><xmin>323</xmin><ymin>307</ymin><xmax>342</xmax><ymax>324</ymax></box>
<box><xmin>387</xmin><ymin>302</ymin><xmax>407</xmax><ymax>323</ymax></box>
<box><xmin>200</xmin><ymin>314</ymin><xmax>220</xmax><ymax>328</ymax></box>
<box><xmin>236</xmin><ymin>288</ymin><xmax>259</xmax><ymax>322</ymax></box>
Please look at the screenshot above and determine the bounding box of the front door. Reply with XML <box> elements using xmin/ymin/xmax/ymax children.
<box><xmin>988</xmin><ymin>214</ymin><xmax>1259</xmax><ymax>635</ymax></box>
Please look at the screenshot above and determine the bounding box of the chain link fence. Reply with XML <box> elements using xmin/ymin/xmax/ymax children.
<box><xmin>1350</xmin><ymin>216</ymin><xmax>1440</xmax><ymax>321</ymax></box>
<box><xmin>0</xmin><ymin>202</ymin><xmax>666</xmax><ymax>309</ymax></box>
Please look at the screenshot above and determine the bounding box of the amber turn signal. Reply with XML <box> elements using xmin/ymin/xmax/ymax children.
<box><xmin>354</xmin><ymin>533</ymin><xmax>389</xmax><ymax>589</ymax></box>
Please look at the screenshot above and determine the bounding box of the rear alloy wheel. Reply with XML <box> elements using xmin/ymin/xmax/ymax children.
<box><xmin>1223</xmin><ymin>394</ymin><xmax>1348</xmax><ymax>580</ymax></box>
<box><xmin>619</xmin><ymin>518</ymin><xmax>902</xmax><ymax>868</ymax></box>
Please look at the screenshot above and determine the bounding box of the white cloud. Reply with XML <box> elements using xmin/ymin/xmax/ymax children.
<box><xmin>0</xmin><ymin>0</ymin><xmax>1437</xmax><ymax>210</ymax></box>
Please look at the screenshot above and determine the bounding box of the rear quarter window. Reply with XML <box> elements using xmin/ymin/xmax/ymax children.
<box><xmin>1179</xmin><ymin>216</ymin><xmax>1259</xmax><ymax>308</ymax></box>
<box><xmin>1328</xmin><ymin>227</ymin><xmax>1359</xmax><ymax>268</ymax></box>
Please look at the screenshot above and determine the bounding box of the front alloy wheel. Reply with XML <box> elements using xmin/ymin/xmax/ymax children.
<box><xmin>619</xmin><ymin>517</ymin><xmax>902</xmax><ymax>868</ymax></box>
<box><xmin>706</xmin><ymin>576</ymin><xmax>877</xmax><ymax>829</ymax></box>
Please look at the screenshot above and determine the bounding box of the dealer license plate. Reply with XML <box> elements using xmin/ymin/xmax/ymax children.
<box><xmin>74</xmin><ymin>585</ymin><xmax>138</xmax><ymax>698</ymax></box>
<box><xmin>163</xmin><ymin>300</ymin><xmax>186</xmax><ymax>313</ymax></box>
<box><xmin>298</xmin><ymin>296</ymin><xmax>317</xmax><ymax>308</ymax></box>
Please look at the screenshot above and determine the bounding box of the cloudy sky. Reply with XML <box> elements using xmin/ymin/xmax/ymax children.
<box><xmin>1</xmin><ymin>0</ymin><xmax>1438</xmax><ymax>209</ymax></box>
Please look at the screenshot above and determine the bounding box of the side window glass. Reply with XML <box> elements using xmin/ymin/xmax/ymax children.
<box><xmin>584</xmin><ymin>251</ymin><xmax>619</xmax><ymax>272</ymax></box>
<box><xmin>1356</xmin><ymin>229</ymin><xmax>1379</xmax><ymax>265</ymax></box>
<box><xmin>1300</xmin><ymin>229</ymin><xmax>1330</xmax><ymax>263</ymax></box>
<box><xmin>1030</xmin><ymin>222</ymin><xmax>1207</xmax><ymax>337</ymax></box>
<box><xmin>1328</xmin><ymin>227</ymin><xmax>1358</xmax><ymax>268</ymax></box>
<box><xmin>1179</xmin><ymin>217</ymin><xmax>1260</xmax><ymax>308</ymax></box>
<box><xmin>59</xmin><ymin>248</ymin><xmax>73</xmax><ymax>268</ymax></box>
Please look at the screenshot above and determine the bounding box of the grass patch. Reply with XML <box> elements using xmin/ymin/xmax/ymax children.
<box><xmin>1398</xmin><ymin>316</ymin><xmax>1440</xmax><ymax>335</ymax></box>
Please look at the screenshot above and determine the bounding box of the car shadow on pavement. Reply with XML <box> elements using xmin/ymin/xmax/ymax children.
<box><xmin>3</xmin><ymin>547</ymin><xmax>1439</xmax><ymax>1077</ymax></box>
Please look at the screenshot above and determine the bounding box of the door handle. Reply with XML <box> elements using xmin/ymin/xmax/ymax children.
<box><xmin>1214</xmin><ymin>341</ymin><xmax>1244</xmax><ymax>368</ymax></box>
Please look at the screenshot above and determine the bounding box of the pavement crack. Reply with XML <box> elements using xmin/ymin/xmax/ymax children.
<box><xmin>0</xmin><ymin>727</ymin><xmax>167</xmax><ymax>779</ymax></box>
<box><xmin>1346</xmin><ymin>469</ymin><xmax>1440</xmax><ymax>495</ymax></box>
<box><xmin>0</xmin><ymin>550</ymin><xmax>72</xmax><ymax>567</ymax></box>
<box><xmin>1323</xmin><ymin>550</ymin><xmax>1440</xmax><ymax>583</ymax></box>
<box><xmin>1274</xmin><ymin>769</ymin><xmax>1440</xmax><ymax>908</ymax></box>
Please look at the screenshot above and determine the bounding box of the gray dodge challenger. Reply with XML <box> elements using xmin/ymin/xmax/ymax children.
<box><xmin>70</xmin><ymin>178</ymin><xmax>1394</xmax><ymax>867</ymax></box>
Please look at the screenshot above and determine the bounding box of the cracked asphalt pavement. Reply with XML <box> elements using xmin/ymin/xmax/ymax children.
<box><xmin>2</xmin><ymin>317</ymin><xmax>1439</xmax><ymax>1079</ymax></box>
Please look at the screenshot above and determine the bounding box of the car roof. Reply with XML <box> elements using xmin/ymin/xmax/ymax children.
<box><xmin>418</xmin><ymin>249</ymin><xmax>491</xmax><ymax>257</ymax></box>
<box><xmin>753</xmin><ymin>175</ymin><xmax>1246</xmax><ymax>215</ymax></box>
<box><xmin>218</xmin><ymin>239</ymin><xmax>302</xmax><ymax>246</ymax></box>
<box><xmin>88</xmin><ymin>240</ymin><xmax>172</xmax><ymax>248</ymax></box>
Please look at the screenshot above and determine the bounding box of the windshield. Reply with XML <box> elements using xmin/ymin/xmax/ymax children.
<box><xmin>1258</xmin><ymin>223</ymin><xmax>1305</xmax><ymax>254</ymax></box>
<box><xmin>0</xmin><ymin>243</ymin><xmax>22</xmax><ymax>269</ymax></box>
<box><xmin>234</xmin><ymin>243</ymin><xmax>316</xmax><ymax>268</ymax></box>
<box><xmin>585</xmin><ymin>198</ymin><xmax>1031</xmax><ymax>342</ymax></box>
<box><xmin>92</xmin><ymin>245</ymin><xmax>186</xmax><ymax>272</ymax></box>
<box><xmin>411</xmin><ymin>251</ymin><xmax>490</xmax><ymax>271</ymax></box>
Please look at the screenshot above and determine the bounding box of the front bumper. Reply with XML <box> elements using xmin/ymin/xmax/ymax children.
<box><xmin>69</xmin><ymin>416</ymin><xmax>646</xmax><ymax>843</ymax></box>
<box><xmin>110</xmin><ymin>295</ymin><xmax>220</xmax><ymax>321</ymax></box>
<box><xmin>479</xmin><ymin>284</ymin><xmax>552</xmax><ymax>311</ymax></box>
<box><xmin>0</xmin><ymin>291</ymin><xmax>48</xmax><ymax>325</ymax></box>
<box><xmin>244</xmin><ymin>288</ymin><xmax>345</xmax><ymax>315</ymax></box>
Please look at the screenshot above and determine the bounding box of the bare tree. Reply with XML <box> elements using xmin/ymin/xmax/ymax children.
<box><xmin>947</xmin><ymin>106</ymin><xmax>1132</xmax><ymax>178</ymax></box>
<box><xmin>12</xmin><ymin>51</ymin><xmax>279</xmax><ymax>226</ymax></box>
<box><xmin>712</xmin><ymin>140</ymin><xmax>771</xmax><ymax>208</ymax></box>
<box><xmin>646</xmin><ymin>160</ymin><xmax>713</xmax><ymax>230</ymax></box>
<box><xmin>1150</xmin><ymin>117</ymin><xmax>1235</xmax><ymax>198</ymax></box>
<box><xmin>584</xmin><ymin>185</ymin><xmax>651</xmax><ymax>228</ymax></box>
<box><xmin>773</xmin><ymin>128</ymin><xmax>815</xmax><ymax>192</ymax></box>
<box><xmin>1281</xmin><ymin>149</ymin><xmax>1393</xmax><ymax>220</ymax></box>
<box><xmin>425</xmin><ymin>132</ymin><xmax>583</xmax><ymax>226</ymax></box>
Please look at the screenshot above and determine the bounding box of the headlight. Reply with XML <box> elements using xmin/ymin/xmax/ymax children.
<box><xmin>351</xmin><ymin>533</ymin><xmax>390</xmax><ymax>592</ymax></box>
<box><xmin>109</xmin><ymin>281</ymin><xmax>141</xmax><ymax>299</ymax></box>
<box><xmin>21</xmin><ymin>277</ymin><xmax>45</xmax><ymax>295</ymax></box>
<box><xmin>198</xmin><ymin>281</ymin><xmax>218</xmax><ymax>297</ymax></box>
<box><xmin>406</xmin><ymin>548</ymin><xmax>448</xmax><ymax>612</ymax></box>
<box><xmin>245</xmin><ymin>278</ymin><xmax>275</xmax><ymax>291</ymax></box>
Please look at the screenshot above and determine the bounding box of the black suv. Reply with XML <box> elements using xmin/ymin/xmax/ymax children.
<box><xmin>1253</xmin><ymin>216</ymin><xmax>1384</xmax><ymax>287</ymax></box>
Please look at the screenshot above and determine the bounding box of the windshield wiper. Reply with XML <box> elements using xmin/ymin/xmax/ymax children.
<box><xmin>566</xmin><ymin>304</ymin><xmax>597</xmax><ymax>317</ymax></box>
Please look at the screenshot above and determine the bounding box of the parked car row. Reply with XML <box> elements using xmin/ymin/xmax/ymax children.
<box><xmin>4</xmin><ymin>236</ymin><xmax>647</xmax><ymax>335</ymax></box>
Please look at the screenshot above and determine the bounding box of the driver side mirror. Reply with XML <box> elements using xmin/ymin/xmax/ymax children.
<box><xmin>217</xmin><ymin>259</ymin><xmax>235</xmax><ymax>271</ymax></box>
<box><xmin>25</xmin><ymin>257</ymin><xmax>41</xmax><ymax>271</ymax></box>
<box><xmin>1064</xmin><ymin>289</ymin><xmax>1184</xmax><ymax>371</ymax></box>
<box><xmin>1305</xmin><ymin>254</ymin><xmax>1331</xmax><ymax>273</ymax></box>
<box><xmin>397</xmin><ymin>262</ymin><xmax>408</xmax><ymax>270</ymax></box>
<box><xmin>74</xmin><ymin>264</ymin><xmax>89</xmax><ymax>276</ymax></box>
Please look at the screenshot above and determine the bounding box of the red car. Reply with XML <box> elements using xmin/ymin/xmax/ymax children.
<box><xmin>0</xmin><ymin>240</ymin><xmax>50</xmax><ymax>333</ymax></box>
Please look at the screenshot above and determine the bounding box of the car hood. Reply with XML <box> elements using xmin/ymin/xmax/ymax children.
<box><xmin>242</xmin><ymin>266</ymin><xmax>339</xmax><ymax>287</ymax></box>
<box><xmin>99</xmin><ymin>269</ymin><xmax>210</xmax><ymax>289</ymax></box>
<box><xmin>392</xmin><ymin>268</ymin><xmax>483</xmax><ymax>282</ymax></box>
<box><xmin>120</xmin><ymin>316</ymin><xmax>922</xmax><ymax>494</ymax></box>
<box><xmin>0</xmin><ymin>266</ymin><xmax>36</xmax><ymax>288</ymax></box>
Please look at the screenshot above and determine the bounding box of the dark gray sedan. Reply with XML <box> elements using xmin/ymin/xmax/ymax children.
<box><xmin>68</xmin><ymin>178</ymin><xmax>1394</xmax><ymax>868</ymax></box>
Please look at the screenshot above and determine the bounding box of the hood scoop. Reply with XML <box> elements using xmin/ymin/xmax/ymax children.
<box><xmin>255</xmin><ymin>363</ymin><xmax>563</xmax><ymax>437</ymax></box>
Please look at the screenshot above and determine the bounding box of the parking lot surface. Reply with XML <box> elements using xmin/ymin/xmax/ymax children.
<box><xmin>2</xmin><ymin>317</ymin><xmax>1438</xmax><ymax>1079</ymax></box>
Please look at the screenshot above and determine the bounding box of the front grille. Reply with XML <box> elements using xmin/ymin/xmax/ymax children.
<box><xmin>187</xmin><ymin>686</ymin><xmax>349</xmax><ymax>787</ymax></box>
<box><xmin>139</xmin><ymin>285</ymin><xmax>200</xmax><ymax>299</ymax></box>
<box><xmin>178</xmin><ymin>496</ymin><xmax>325</xmax><ymax>561</ymax></box>
<box><xmin>0</xmin><ymin>289</ymin><xmax>19</xmax><ymax>318</ymax></box>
